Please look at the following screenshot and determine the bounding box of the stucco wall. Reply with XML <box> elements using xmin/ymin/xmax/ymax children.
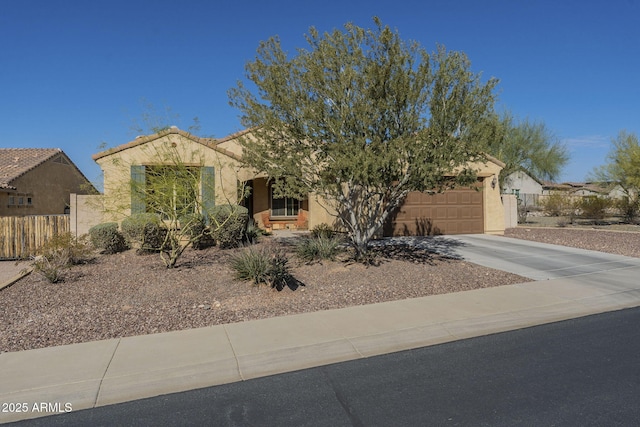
<box><xmin>95</xmin><ymin>133</ymin><xmax>243</xmax><ymax>222</ymax></box>
<box><xmin>502</xmin><ymin>194</ymin><xmax>518</xmax><ymax>229</ymax></box>
<box><xmin>477</xmin><ymin>160</ymin><xmax>506</xmax><ymax>235</ymax></box>
<box><xmin>306</xmin><ymin>193</ymin><xmax>338</xmax><ymax>230</ymax></box>
<box><xmin>69</xmin><ymin>194</ymin><xmax>104</xmax><ymax>236</ymax></box>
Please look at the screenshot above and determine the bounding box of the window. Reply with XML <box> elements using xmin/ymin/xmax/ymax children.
<box><xmin>6</xmin><ymin>193</ymin><xmax>33</xmax><ymax>208</ymax></box>
<box><xmin>130</xmin><ymin>165</ymin><xmax>215</xmax><ymax>218</ymax></box>
<box><xmin>270</xmin><ymin>186</ymin><xmax>300</xmax><ymax>217</ymax></box>
<box><xmin>145</xmin><ymin>165</ymin><xmax>199</xmax><ymax>218</ymax></box>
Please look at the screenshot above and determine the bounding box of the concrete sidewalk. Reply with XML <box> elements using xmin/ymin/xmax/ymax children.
<box><xmin>2</xmin><ymin>262</ymin><xmax>640</xmax><ymax>423</ymax></box>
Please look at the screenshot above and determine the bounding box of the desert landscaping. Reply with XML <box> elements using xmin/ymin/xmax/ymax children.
<box><xmin>2</xmin><ymin>223</ymin><xmax>639</xmax><ymax>354</ymax></box>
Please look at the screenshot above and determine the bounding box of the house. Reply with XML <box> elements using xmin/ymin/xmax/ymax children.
<box><xmin>541</xmin><ymin>181</ymin><xmax>625</xmax><ymax>200</ymax></box>
<box><xmin>502</xmin><ymin>170</ymin><xmax>544</xmax><ymax>206</ymax></box>
<box><xmin>92</xmin><ymin>127</ymin><xmax>507</xmax><ymax>236</ymax></box>
<box><xmin>0</xmin><ymin>148</ymin><xmax>95</xmax><ymax>216</ymax></box>
<box><xmin>579</xmin><ymin>182</ymin><xmax>626</xmax><ymax>199</ymax></box>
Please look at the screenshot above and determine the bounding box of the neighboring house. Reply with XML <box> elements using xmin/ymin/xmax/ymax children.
<box><xmin>542</xmin><ymin>181</ymin><xmax>625</xmax><ymax>199</ymax></box>
<box><xmin>92</xmin><ymin>127</ymin><xmax>507</xmax><ymax>236</ymax></box>
<box><xmin>0</xmin><ymin>148</ymin><xmax>95</xmax><ymax>216</ymax></box>
<box><xmin>580</xmin><ymin>182</ymin><xmax>626</xmax><ymax>199</ymax></box>
<box><xmin>502</xmin><ymin>170</ymin><xmax>544</xmax><ymax>206</ymax></box>
<box><xmin>541</xmin><ymin>181</ymin><xmax>575</xmax><ymax>196</ymax></box>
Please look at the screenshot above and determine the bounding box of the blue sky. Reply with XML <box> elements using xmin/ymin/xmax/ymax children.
<box><xmin>2</xmin><ymin>0</ymin><xmax>639</xmax><ymax>189</ymax></box>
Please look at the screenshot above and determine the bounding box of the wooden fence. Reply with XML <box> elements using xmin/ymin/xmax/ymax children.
<box><xmin>0</xmin><ymin>215</ymin><xmax>70</xmax><ymax>260</ymax></box>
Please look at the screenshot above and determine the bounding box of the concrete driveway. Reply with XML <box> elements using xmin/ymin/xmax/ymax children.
<box><xmin>449</xmin><ymin>234</ymin><xmax>640</xmax><ymax>282</ymax></box>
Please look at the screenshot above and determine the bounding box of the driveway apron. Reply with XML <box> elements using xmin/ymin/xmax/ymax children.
<box><xmin>447</xmin><ymin>234</ymin><xmax>640</xmax><ymax>282</ymax></box>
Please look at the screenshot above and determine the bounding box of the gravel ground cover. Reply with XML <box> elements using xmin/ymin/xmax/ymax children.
<box><xmin>2</xmin><ymin>226</ymin><xmax>639</xmax><ymax>354</ymax></box>
<box><xmin>0</xmin><ymin>237</ymin><xmax>526</xmax><ymax>353</ymax></box>
<box><xmin>504</xmin><ymin>227</ymin><xmax>640</xmax><ymax>258</ymax></box>
<box><xmin>520</xmin><ymin>214</ymin><xmax>640</xmax><ymax>232</ymax></box>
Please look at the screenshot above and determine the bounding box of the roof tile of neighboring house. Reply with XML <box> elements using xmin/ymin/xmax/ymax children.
<box><xmin>92</xmin><ymin>127</ymin><xmax>247</xmax><ymax>162</ymax></box>
<box><xmin>0</xmin><ymin>148</ymin><xmax>62</xmax><ymax>190</ymax></box>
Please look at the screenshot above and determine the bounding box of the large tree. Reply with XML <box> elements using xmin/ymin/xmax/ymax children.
<box><xmin>486</xmin><ymin>112</ymin><xmax>568</xmax><ymax>188</ymax></box>
<box><xmin>590</xmin><ymin>130</ymin><xmax>640</xmax><ymax>223</ymax></box>
<box><xmin>229</xmin><ymin>18</ymin><xmax>498</xmax><ymax>258</ymax></box>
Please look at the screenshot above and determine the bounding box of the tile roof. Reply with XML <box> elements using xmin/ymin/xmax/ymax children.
<box><xmin>91</xmin><ymin>126</ymin><xmax>247</xmax><ymax>162</ymax></box>
<box><xmin>0</xmin><ymin>148</ymin><xmax>62</xmax><ymax>189</ymax></box>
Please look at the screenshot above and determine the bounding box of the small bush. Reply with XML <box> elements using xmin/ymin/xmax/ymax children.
<box><xmin>295</xmin><ymin>236</ymin><xmax>343</xmax><ymax>262</ymax></box>
<box><xmin>211</xmin><ymin>205</ymin><xmax>249</xmax><ymax>249</ymax></box>
<box><xmin>230</xmin><ymin>245</ymin><xmax>292</xmax><ymax>288</ymax></box>
<box><xmin>121</xmin><ymin>213</ymin><xmax>167</xmax><ymax>252</ymax></box>
<box><xmin>265</xmin><ymin>249</ymin><xmax>291</xmax><ymax>289</ymax></box>
<box><xmin>517</xmin><ymin>200</ymin><xmax>529</xmax><ymax>224</ymax></box>
<box><xmin>244</xmin><ymin>219</ymin><xmax>262</xmax><ymax>244</ymax></box>
<box><xmin>39</xmin><ymin>232</ymin><xmax>93</xmax><ymax>265</ymax></box>
<box><xmin>615</xmin><ymin>196</ymin><xmax>640</xmax><ymax>224</ymax></box>
<box><xmin>311</xmin><ymin>223</ymin><xmax>335</xmax><ymax>239</ymax></box>
<box><xmin>230</xmin><ymin>246</ymin><xmax>270</xmax><ymax>284</ymax></box>
<box><xmin>541</xmin><ymin>193</ymin><xmax>574</xmax><ymax>217</ymax></box>
<box><xmin>89</xmin><ymin>222</ymin><xmax>128</xmax><ymax>254</ymax></box>
<box><xmin>32</xmin><ymin>233</ymin><xmax>93</xmax><ymax>283</ymax></box>
<box><xmin>578</xmin><ymin>196</ymin><xmax>612</xmax><ymax>221</ymax></box>
<box><xmin>32</xmin><ymin>255</ymin><xmax>66</xmax><ymax>283</ymax></box>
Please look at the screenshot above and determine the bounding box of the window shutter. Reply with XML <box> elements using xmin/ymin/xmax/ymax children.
<box><xmin>131</xmin><ymin>165</ymin><xmax>146</xmax><ymax>214</ymax></box>
<box><xmin>201</xmin><ymin>166</ymin><xmax>215</xmax><ymax>220</ymax></box>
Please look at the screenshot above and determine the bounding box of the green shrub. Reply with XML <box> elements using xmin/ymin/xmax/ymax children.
<box><xmin>265</xmin><ymin>249</ymin><xmax>291</xmax><ymax>289</ymax></box>
<box><xmin>121</xmin><ymin>213</ymin><xmax>167</xmax><ymax>252</ymax></box>
<box><xmin>32</xmin><ymin>256</ymin><xmax>66</xmax><ymax>283</ymax></box>
<box><xmin>211</xmin><ymin>205</ymin><xmax>249</xmax><ymax>249</ymax></box>
<box><xmin>541</xmin><ymin>193</ymin><xmax>574</xmax><ymax>217</ymax></box>
<box><xmin>230</xmin><ymin>246</ymin><xmax>270</xmax><ymax>285</ymax></box>
<box><xmin>180</xmin><ymin>213</ymin><xmax>212</xmax><ymax>249</ymax></box>
<box><xmin>311</xmin><ymin>223</ymin><xmax>335</xmax><ymax>239</ymax></box>
<box><xmin>578</xmin><ymin>196</ymin><xmax>612</xmax><ymax>221</ymax></box>
<box><xmin>230</xmin><ymin>245</ymin><xmax>292</xmax><ymax>288</ymax></box>
<box><xmin>615</xmin><ymin>196</ymin><xmax>640</xmax><ymax>224</ymax></box>
<box><xmin>295</xmin><ymin>236</ymin><xmax>343</xmax><ymax>262</ymax></box>
<box><xmin>89</xmin><ymin>222</ymin><xmax>128</xmax><ymax>254</ymax></box>
<box><xmin>32</xmin><ymin>233</ymin><xmax>94</xmax><ymax>283</ymax></box>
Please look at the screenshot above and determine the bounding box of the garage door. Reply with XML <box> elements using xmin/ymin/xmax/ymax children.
<box><xmin>384</xmin><ymin>185</ymin><xmax>484</xmax><ymax>236</ymax></box>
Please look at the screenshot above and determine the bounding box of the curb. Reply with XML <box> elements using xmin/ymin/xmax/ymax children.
<box><xmin>0</xmin><ymin>267</ymin><xmax>33</xmax><ymax>291</ymax></box>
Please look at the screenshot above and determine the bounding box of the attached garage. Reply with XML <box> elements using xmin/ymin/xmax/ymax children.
<box><xmin>385</xmin><ymin>182</ymin><xmax>484</xmax><ymax>236</ymax></box>
<box><xmin>385</xmin><ymin>184</ymin><xmax>484</xmax><ymax>236</ymax></box>
<box><xmin>383</xmin><ymin>155</ymin><xmax>507</xmax><ymax>236</ymax></box>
